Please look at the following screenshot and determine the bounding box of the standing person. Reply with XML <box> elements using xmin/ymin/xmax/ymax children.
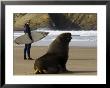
<box><xmin>24</xmin><ymin>21</ymin><xmax>33</xmax><ymax>60</ymax></box>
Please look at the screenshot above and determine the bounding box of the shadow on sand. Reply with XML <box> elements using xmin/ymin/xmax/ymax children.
<box><xmin>61</xmin><ymin>70</ymin><xmax>97</xmax><ymax>74</ymax></box>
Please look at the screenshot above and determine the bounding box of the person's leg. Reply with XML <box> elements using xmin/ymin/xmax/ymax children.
<box><xmin>27</xmin><ymin>44</ymin><xmax>33</xmax><ymax>59</ymax></box>
<box><xmin>24</xmin><ymin>44</ymin><xmax>27</xmax><ymax>60</ymax></box>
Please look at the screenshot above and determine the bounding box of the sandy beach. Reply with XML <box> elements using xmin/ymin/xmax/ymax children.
<box><xmin>13</xmin><ymin>46</ymin><xmax>97</xmax><ymax>75</ymax></box>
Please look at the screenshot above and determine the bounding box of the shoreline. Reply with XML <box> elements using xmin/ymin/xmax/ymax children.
<box><xmin>14</xmin><ymin>30</ymin><xmax>97</xmax><ymax>47</ymax></box>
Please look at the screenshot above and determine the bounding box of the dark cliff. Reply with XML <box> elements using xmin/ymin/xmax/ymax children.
<box><xmin>14</xmin><ymin>13</ymin><xmax>97</xmax><ymax>31</ymax></box>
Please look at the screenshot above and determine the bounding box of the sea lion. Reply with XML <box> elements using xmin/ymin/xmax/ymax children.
<box><xmin>34</xmin><ymin>33</ymin><xmax>72</xmax><ymax>74</ymax></box>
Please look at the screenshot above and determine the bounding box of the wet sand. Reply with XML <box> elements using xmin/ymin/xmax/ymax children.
<box><xmin>13</xmin><ymin>46</ymin><xmax>97</xmax><ymax>75</ymax></box>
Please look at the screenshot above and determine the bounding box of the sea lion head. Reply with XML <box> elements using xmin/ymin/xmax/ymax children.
<box><xmin>58</xmin><ymin>32</ymin><xmax>72</xmax><ymax>43</ymax></box>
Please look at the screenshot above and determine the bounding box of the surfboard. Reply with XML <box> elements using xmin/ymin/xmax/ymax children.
<box><xmin>14</xmin><ymin>31</ymin><xmax>49</xmax><ymax>44</ymax></box>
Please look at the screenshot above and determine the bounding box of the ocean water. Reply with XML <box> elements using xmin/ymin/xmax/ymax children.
<box><xmin>14</xmin><ymin>28</ymin><xmax>97</xmax><ymax>47</ymax></box>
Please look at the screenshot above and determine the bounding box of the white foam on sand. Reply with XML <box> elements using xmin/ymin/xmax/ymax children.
<box><xmin>14</xmin><ymin>28</ymin><xmax>97</xmax><ymax>47</ymax></box>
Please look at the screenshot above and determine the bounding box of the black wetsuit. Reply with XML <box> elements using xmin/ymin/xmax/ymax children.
<box><xmin>24</xmin><ymin>24</ymin><xmax>32</xmax><ymax>59</ymax></box>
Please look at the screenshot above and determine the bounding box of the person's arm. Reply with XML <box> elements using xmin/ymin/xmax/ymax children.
<box><xmin>28</xmin><ymin>32</ymin><xmax>33</xmax><ymax>40</ymax></box>
<box><xmin>27</xmin><ymin>27</ymin><xmax>33</xmax><ymax>42</ymax></box>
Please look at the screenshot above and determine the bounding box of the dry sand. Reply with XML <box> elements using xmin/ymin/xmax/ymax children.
<box><xmin>13</xmin><ymin>46</ymin><xmax>97</xmax><ymax>75</ymax></box>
